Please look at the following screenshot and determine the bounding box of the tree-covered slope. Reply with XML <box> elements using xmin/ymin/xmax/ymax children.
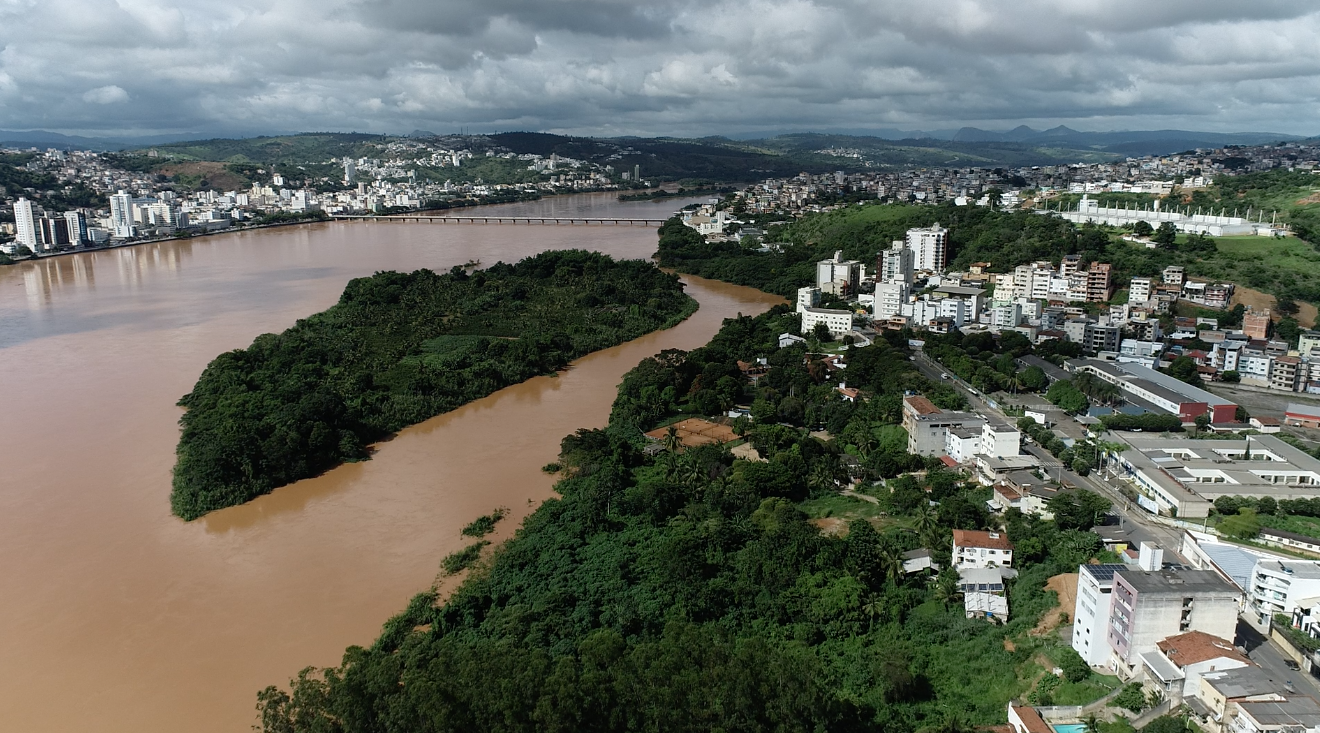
<box><xmin>171</xmin><ymin>251</ymin><xmax>696</xmax><ymax>520</ymax></box>
<box><xmin>256</xmin><ymin>309</ymin><xmax>1106</xmax><ymax>733</ymax></box>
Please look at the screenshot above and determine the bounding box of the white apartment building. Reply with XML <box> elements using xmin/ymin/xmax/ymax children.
<box><xmin>879</xmin><ymin>241</ymin><xmax>913</xmax><ymax>284</ymax></box>
<box><xmin>1247</xmin><ymin>558</ymin><xmax>1320</xmax><ymax>627</ymax></box>
<box><xmin>816</xmin><ymin>251</ymin><xmax>863</xmax><ymax>295</ymax></box>
<box><xmin>906</xmin><ymin>224</ymin><xmax>947</xmax><ymax>272</ymax></box>
<box><xmin>992</xmin><ymin>302</ymin><xmax>1022</xmax><ymax>330</ymax></box>
<box><xmin>1073</xmin><ymin>564</ymin><xmax>1128</xmax><ymax>666</ymax></box>
<box><xmin>13</xmin><ymin>197</ymin><xmax>37</xmax><ymax>250</ymax></box>
<box><xmin>980</xmin><ymin>421</ymin><xmax>1021</xmax><ymax>459</ymax></box>
<box><xmin>874</xmin><ymin>282</ymin><xmax>909</xmax><ymax>319</ymax></box>
<box><xmin>800</xmin><ymin>307</ymin><xmax>854</xmax><ymax>336</ymax></box>
<box><xmin>1129</xmin><ymin>277</ymin><xmax>1153</xmax><ymax>303</ymax></box>
<box><xmin>109</xmin><ymin>191</ymin><xmax>135</xmax><ymax>238</ymax></box>
<box><xmin>796</xmin><ymin>286</ymin><xmax>821</xmax><ymax>312</ymax></box>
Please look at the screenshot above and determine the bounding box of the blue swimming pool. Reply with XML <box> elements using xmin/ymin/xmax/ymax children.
<box><xmin>1053</xmin><ymin>725</ymin><xmax>1088</xmax><ymax>733</ymax></box>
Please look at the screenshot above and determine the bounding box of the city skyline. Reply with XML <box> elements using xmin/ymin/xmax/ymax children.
<box><xmin>1</xmin><ymin>1</ymin><xmax>1320</xmax><ymax>138</ymax></box>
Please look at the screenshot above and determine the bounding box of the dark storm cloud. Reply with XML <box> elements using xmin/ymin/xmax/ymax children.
<box><xmin>0</xmin><ymin>0</ymin><xmax>1317</xmax><ymax>137</ymax></box>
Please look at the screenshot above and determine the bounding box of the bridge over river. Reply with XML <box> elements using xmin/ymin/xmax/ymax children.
<box><xmin>331</xmin><ymin>214</ymin><xmax>671</xmax><ymax>226</ymax></box>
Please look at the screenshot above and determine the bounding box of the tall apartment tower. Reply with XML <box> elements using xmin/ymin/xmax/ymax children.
<box><xmin>879</xmin><ymin>240</ymin><xmax>913</xmax><ymax>284</ymax></box>
<box><xmin>64</xmin><ymin>211</ymin><xmax>87</xmax><ymax>245</ymax></box>
<box><xmin>13</xmin><ymin>197</ymin><xmax>37</xmax><ymax>249</ymax></box>
<box><xmin>905</xmin><ymin>223</ymin><xmax>947</xmax><ymax>272</ymax></box>
<box><xmin>109</xmin><ymin>191</ymin><xmax>135</xmax><ymax>238</ymax></box>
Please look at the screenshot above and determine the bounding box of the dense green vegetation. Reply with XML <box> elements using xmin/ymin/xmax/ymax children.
<box><xmin>461</xmin><ymin>508</ymin><xmax>508</xmax><ymax>539</ymax></box>
<box><xmin>441</xmin><ymin>541</ymin><xmax>489</xmax><ymax>575</ymax></box>
<box><xmin>257</xmin><ymin>308</ymin><xmax>1107</xmax><ymax>732</ymax></box>
<box><xmin>170</xmin><ymin>251</ymin><xmax>696</xmax><ymax>520</ymax></box>
<box><xmin>141</xmin><ymin>133</ymin><xmax>388</xmax><ymax>164</ymax></box>
<box><xmin>0</xmin><ymin>160</ymin><xmax>103</xmax><ymax>209</ymax></box>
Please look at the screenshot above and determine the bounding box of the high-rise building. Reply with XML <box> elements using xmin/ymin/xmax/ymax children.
<box><xmin>13</xmin><ymin>197</ymin><xmax>37</xmax><ymax>249</ymax></box>
<box><xmin>109</xmin><ymin>191</ymin><xmax>135</xmax><ymax>238</ymax></box>
<box><xmin>633</xmin><ymin>164</ymin><xmax>641</xmax><ymax>182</ymax></box>
<box><xmin>905</xmin><ymin>223</ymin><xmax>947</xmax><ymax>272</ymax></box>
<box><xmin>64</xmin><ymin>211</ymin><xmax>87</xmax><ymax>245</ymax></box>
<box><xmin>1087</xmin><ymin>262</ymin><xmax>1113</xmax><ymax>302</ymax></box>
<box><xmin>38</xmin><ymin>217</ymin><xmax>70</xmax><ymax>248</ymax></box>
<box><xmin>878</xmin><ymin>241</ymin><xmax>913</xmax><ymax>284</ymax></box>
<box><xmin>1129</xmin><ymin>277</ymin><xmax>1153</xmax><ymax>303</ymax></box>
<box><xmin>874</xmin><ymin>282</ymin><xmax>909</xmax><ymax>319</ymax></box>
<box><xmin>816</xmin><ymin>251</ymin><xmax>862</xmax><ymax>296</ymax></box>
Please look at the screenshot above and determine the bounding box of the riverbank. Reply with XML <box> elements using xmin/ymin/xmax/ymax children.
<box><xmin>0</xmin><ymin>196</ymin><xmax>776</xmax><ymax>733</ymax></box>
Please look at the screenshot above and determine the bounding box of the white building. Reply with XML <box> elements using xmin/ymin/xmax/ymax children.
<box><xmin>906</xmin><ymin>224</ymin><xmax>947</xmax><ymax>273</ymax></box>
<box><xmin>980</xmin><ymin>422</ymin><xmax>1021</xmax><ymax>459</ymax></box>
<box><xmin>1129</xmin><ymin>277</ymin><xmax>1153</xmax><ymax>303</ymax></box>
<box><xmin>952</xmin><ymin>529</ymin><xmax>1014</xmax><ymax>569</ymax></box>
<box><xmin>1247</xmin><ymin>558</ymin><xmax>1320</xmax><ymax>627</ymax></box>
<box><xmin>796</xmin><ymin>286</ymin><xmax>821</xmax><ymax>312</ymax></box>
<box><xmin>817</xmin><ymin>251</ymin><xmax>863</xmax><ymax>296</ymax></box>
<box><xmin>879</xmin><ymin>240</ymin><xmax>913</xmax><ymax>284</ymax></box>
<box><xmin>63</xmin><ymin>211</ymin><xmax>87</xmax><ymax>245</ymax></box>
<box><xmin>874</xmin><ymin>282</ymin><xmax>908</xmax><ymax>319</ymax></box>
<box><xmin>1073</xmin><ymin>564</ymin><xmax>1128</xmax><ymax>666</ymax></box>
<box><xmin>109</xmin><ymin>191</ymin><xmax>135</xmax><ymax>238</ymax></box>
<box><xmin>13</xmin><ymin>197</ymin><xmax>37</xmax><ymax>250</ymax></box>
<box><xmin>800</xmin><ymin>307</ymin><xmax>854</xmax><ymax>336</ymax></box>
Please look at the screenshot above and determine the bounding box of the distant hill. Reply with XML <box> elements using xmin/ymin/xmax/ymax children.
<box><xmin>140</xmin><ymin>133</ymin><xmax>388</xmax><ymax>163</ymax></box>
<box><xmin>0</xmin><ymin>129</ymin><xmax>206</xmax><ymax>151</ymax></box>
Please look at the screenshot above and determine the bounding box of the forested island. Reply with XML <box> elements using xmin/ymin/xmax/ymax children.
<box><xmin>170</xmin><ymin>250</ymin><xmax>696</xmax><ymax>520</ymax></box>
<box><xmin>255</xmin><ymin>305</ymin><xmax>1112</xmax><ymax>731</ymax></box>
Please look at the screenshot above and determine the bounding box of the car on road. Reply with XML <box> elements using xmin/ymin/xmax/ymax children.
<box><xmin>940</xmin><ymin>373</ymin><xmax>948</xmax><ymax>379</ymax></box>
<box><xmin>1286</xmin><ymin>659</ymin><xmax>1301</xmax><ymax>671</ymax></box>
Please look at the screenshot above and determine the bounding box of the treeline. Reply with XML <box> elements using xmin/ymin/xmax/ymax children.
<box><xmin>171</xmin><ymin>250</ymin><xmax>696</xmax><ymax>519</ymax></box>
<box><xmin>256</xmin><ymin>308</ymin><xmax>1105</xmax><ymax>732</ymax></box>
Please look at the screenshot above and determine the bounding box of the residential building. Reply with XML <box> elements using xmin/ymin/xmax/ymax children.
<box><xmin>1260</xmin><ymin>528</ymin><xmax>1320</xmax><ymax>557</ymax></box>
<box><xmin>878</xmin><ymin>240</ymin><xmax>913</xmax><ymax>284</ymax></box>
<box><xmin>109</xmin><ymin>190</ymin><xmax>135</xmax><ymax>238</ymax></box>
<box><xmin>63</xmin><ymin>211</ymin><xmax>87</xmax><ymax>245</ymax></box>
<box><xmin>1140</xmin><ymin>631</ymin><xmax>1253</xmax><ymax>703</ymax></box>
<box><xmin>1198</xmin><ymin>667</ymin><xmax>1288</xmax><ymax>723</ymax></box>
<box><xmin>906</xmin><ymin>224</ymin><xmax>947</xmax><ymax>272</ymax></box>
<box><xmin>952</xmin><ymin>529</ymin><xmax>1014</xmax><ymax>569</ymax></box>
<box><xmin>1105</xmin><ymin>568</ymin><xmax>1243</xmax><ymax>677</ymax></box>
<box><xmin>1087</xmin><ymin>262</ymin><xmax>1114</xmax><ymax>302</ymax></box>
<box><xmin>796</xmin><ymin>286</ymin><xmax>821</xmax><ymax>312</ymax></box>
<box><xmin>1130</xmin><ymin>277</ymin><xmax>1153</xmax><ymax>303</ymax></box>
<box><xmin>1269</xmin><ymin>357</ymin><xmax>1303</xmax><ymax>392</ymax></box>
<box><xmin>980</xmin><ymin>421</ymin><xmax>1021</xmax><ymax>459</ymax></box>
<box><xmin>816</xmin><ymin>250</ymin><xmax>863</xmax><ymax>295</ymax></box>
<box><xmin>1084</xmin><ymin>323</ymin><xmax>1121</xmax><ymax>353</ymax></box>
<box><xmin>799</xmin><ymin>307</ymin><xmax>853</xmax><ymax>336</ymax></box>
<box><xmin>13</xmin><ymin>197</ymin><xmax>37</xmax><ymax>250</ymax></box>
<box><xmin>902</xmin><ymin>395</ymin><xmax>985</xmax><ymax>455</ymax></box>
<box><xmin>1164</xmin><ymin>265</ymin><xmax>1186</xmax><ymax>287</ymax></box>
<box><xmin>1247</xmin><ymin>558</ymin><xmax>1320</xmax><ymax>626</ymax></box>
<box><xmin>874</xmin><ymin>282</ymin><xmax>909</xmax><ymax>319</ymax></box>
<box><xmin>945</xmin><ymin>426</ymin><xmax>981</xmax><ymax>464</ymax></box>
<box><xmin>960</xmin><ymin>566</ymin><xmax>1011</xmax><ymax>620</ymax></box>
<box><xmin>1298</xmin><ymin>332</ymin><xmax>1320</xmax><ymax>359</ymax></box>
<box><xmin>1008</xmin><ymin>703</ymin><xmax>1053</xmax><ymax>733</ymax></box>
<box><xmin>1073</xmin><ymin>564</ymin><xmax>1128</xmax><ymax>666</ymax></box>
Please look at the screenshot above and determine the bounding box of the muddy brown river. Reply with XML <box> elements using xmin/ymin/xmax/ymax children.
<box><xmin>0</xmin><ymin>193</ymin><xmax>783</xmax><ymax>732</ymax></box>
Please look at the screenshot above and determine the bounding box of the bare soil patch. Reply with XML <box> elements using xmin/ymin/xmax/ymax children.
<box><xmin>1032</xmin><ymin>573</ymin><xmax>1078</xmax><ymax>637</ymax></box>
<box><xmin>155</xmin><ymin>161</ymin><xmax>250</xmax><ymax>192</ymax></box>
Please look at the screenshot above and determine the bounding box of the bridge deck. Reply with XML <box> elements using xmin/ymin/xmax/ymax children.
<box><xmin>330</xmin><ymin>215</ymin><xmax>669</xmax><ymax>225</ymax></box>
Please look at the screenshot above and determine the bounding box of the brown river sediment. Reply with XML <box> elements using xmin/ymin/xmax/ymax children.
<box><xmin>0</xmin><ymin>193</ymin><xmax>783</xmax><ymax>732</ymax></box>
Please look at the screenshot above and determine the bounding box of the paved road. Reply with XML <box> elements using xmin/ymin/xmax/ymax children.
<box><xmin>1237</xmin><ymin>620</ymin><xmax>1320</xmax><ymax>699</ymax></box>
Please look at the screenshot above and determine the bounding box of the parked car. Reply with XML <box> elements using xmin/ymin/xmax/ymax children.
<box><xmin>1285</xmin><ymin>660</ymin><xmax>1301</xmax><ymax>671</ymax></box>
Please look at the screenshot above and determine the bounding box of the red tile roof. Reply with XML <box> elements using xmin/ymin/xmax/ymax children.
<box><xmin>953</xmin><ymin>529</ymin><xmax>1014</xmax><ymax>551</ymax></box>
<box><xmin>1157</xmin><ymin>631</ymin><xmax>1251</xmax><ymax>668</ymax></box>
<box><xmin>904</xmin><ymin>395</ymin><xmax>940</xmax><ymax>415</ymax></box>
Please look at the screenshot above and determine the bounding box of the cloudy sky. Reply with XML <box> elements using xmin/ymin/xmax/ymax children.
<box><xmin>1</xmin><ymin>0</ymin><xmax>1319</xmax><ymax>138</ymax></box>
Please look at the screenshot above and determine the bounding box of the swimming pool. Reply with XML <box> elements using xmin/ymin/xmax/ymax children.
<box><xmin>1053</xmin><ymin>725</ymin><xmax>1088</xmax><ymax>733</ymax></box>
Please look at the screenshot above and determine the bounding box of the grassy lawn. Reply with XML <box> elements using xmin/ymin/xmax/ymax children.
<box><xmin>798</xmin><ymin>492</ymin><xmax>886</xmax><ymax>521</ymax></box>
<box><xmin>1258</xmin><ymin>513</ymin><xmax>1320</xmax><ymax>540</ymax></box>
<box><xmin>1188</xmin><ymin>235</ymin><xmax>1320</xmax><ymax>294</ymax></box>
<box><xmin>1052</xmin><ymin>673</ymin><xmax>1121</xmax><ymax>706</ymax></box>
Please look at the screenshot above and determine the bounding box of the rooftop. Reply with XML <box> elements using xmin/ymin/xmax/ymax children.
<box><xmin>1201</xmin><ymin>666</ymin><xmax>1286</xmax><ymax>699</ymax></box>
<box><xmin>954</xmin><ymin>529</ymin><xmax>1014</xmax><ymax>551</ymax></box>
<box><xmin>1079</xmin><ymin>563</ymin><xmax>1128</xmax><ymax>584</ymax></box>
<box><xmin>1286</xmin><ymin>403</ymin><xmax>1320</xmax><ymax>419</ymax></box>
<box><xmin>1237</xmin><ymin>697</ymin><xmax>1320</xmax><ymax>727</ymax></box>
<box><xmin>1117</xmin><ymin>568</ymin><xmax>1239</xmax><ymax>596</ymax></box>
<box><xmin>1254</xmin><ymin>558</ymin><xmax>1320</xmax><ymax>580</ymax></box>
<box><xmin>1157</xmin><ymin>631</ymin><xmax>1251</xmax><ymax>667</ymax></box>
<box><xmin>904</xmin><ymin>395</ymin><xmax>940</xmax><ymax>416</ymax></box>
<box><xmin>1113</xmin><ymin>433</ymin><xmax>1320</xmax><ymax>502</ymax></box>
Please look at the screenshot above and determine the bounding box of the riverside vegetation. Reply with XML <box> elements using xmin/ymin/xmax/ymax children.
<box><xmin>256</xmin><ymin>306</ymin><xmax>1112</xmax><ymax>732</ymax></box>
<box><xmin>170</xmin><ymin>250</ymin><xmax>696</xmax><ymax>520</ymax></box>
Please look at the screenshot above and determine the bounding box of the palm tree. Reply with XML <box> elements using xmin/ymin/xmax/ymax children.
<box><xmin>933</xmin><ymin>570</ymin><xmax>961</xmax><ymax>606</ymax></box>
<box><xmin>1082</xmin><ymin>714</ymin><xmax>1101</xmax><ymax>733</ymax></box>
<box><xmin>662</xmin><ymin>425</ymin><xmax>682</xmax><ymax>454</ymax></box>
<box><xmin>912</xmin><ymin>504</ymin><xmax>939</xmax><ymax>536</ymax></box>
<box><xmin>877</xmin><ymin>546</ymin><xmax>906</xmax><ymax>583</ymax></box>
<box><xmin>862</xmin><ymin>592</ymin><xmax>885</xmax><ymax>633</ymax></box>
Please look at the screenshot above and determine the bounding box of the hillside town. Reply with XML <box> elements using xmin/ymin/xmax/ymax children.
<box><xmin>0</xmin><ymin>141</ymin><xmax>645</xmax><ymax>254</ymax></box>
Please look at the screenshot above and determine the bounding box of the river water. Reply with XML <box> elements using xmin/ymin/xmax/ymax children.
<box><xmin>0</xmin><ymin>193</ymin><xmax>782</xmax><ymax>732</ymax></box>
